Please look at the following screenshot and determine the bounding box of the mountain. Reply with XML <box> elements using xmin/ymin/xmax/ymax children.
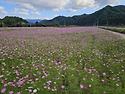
<box><xmin>41</xmin><ymin>5</ymin><xmax>125</xmax><ymax>26</ymax></box>
<box><xmin>26</xmin><ymin>19</ymin><xmax>42</xmax><ymax>24</ymax></box>
<box><xmin>41</xmin><ymin>14</ymin><xmax>88</xmax><ymax>25</ymax></box>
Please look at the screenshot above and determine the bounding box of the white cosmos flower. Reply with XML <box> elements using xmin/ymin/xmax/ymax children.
<box><xmin>89</xmin><ymin>85</ymin><xmax>91</xmax><ymax>87</ymax></box>
<box><xmin>33</xmin><ymin>89</ymin><xmax>37</xmax><ymax>93</ymax></box>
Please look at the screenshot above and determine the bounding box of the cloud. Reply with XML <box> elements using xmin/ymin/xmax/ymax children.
<box><xmin>0</xmin><ymin>6</ymin><xmax>8</xmax><ymax>14</ymax></box>
<box><xmin>21</xmin><ymin>9</ymin><xmax>28</xmax><ymax>12</ymax></box>
<box><xmin>67</xmin><ymin>8</ymin><xmax>77</xmax><ymax>12</ymax></box>
<box><xmin>94</xmin><ymin>0</ymin><xmax>121</xmax><ymax>6</ymax></box>
<box><xmin>23</xmin><ymin>16</ymin><xmax>51</xmax><ymax>20</ymax></box>
<box><xmin>4</xmin><ymin>0</ymin><xmax>70</xmax><ymax>11</ymax></box>
<box><xmin>11</xmin><ymin>8</ymin><xmax>29</xmax><ymax>15</ymax></box>
<box><xmin>0</xmin><ymin>6</ymin><xmax>4</xmax><ymax>10</ymax></box>
<box><xmin>70</xmin><ymin>0</ymin><xmax>96</xmax><ymax>10</ymax></box>
<box><xmin>16</xmin><ymin>3</ymin><xmax>37</xmax><ymax>10</ymax></box>
<box><xmin>4</xmin><ymin>0</ymin><xmax>123</xmax><ymax>11</ymax></box>
<box><xmin>31</xmin><ymin>12</ymin><xmax>41</xmax><ymax>15</ymax></box>
<box><xmin>54</xmin><ymin>14</ymin><xmax>59</xmax><ymax>17</ymax></box>
<box><xmin>0</xmin><ymin>11</ymin><xmax>8</xmax><ymax>14</ymax></box>
<box><xmin>18</xmin><ymin>11</ymin><xmax>29</xmax><ymax>15</ymax></box>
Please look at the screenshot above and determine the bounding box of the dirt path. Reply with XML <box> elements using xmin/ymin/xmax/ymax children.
<box><xmin>107</xmin><ymin>30</ymin><xmax>125</xmax><ymax>39</ymax></box>
<box><xmin>100</xmin><ymin>28</ymin><xmax>125</xmax><ymax>39</ymax></box>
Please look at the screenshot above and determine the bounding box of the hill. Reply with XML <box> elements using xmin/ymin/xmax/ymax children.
<box><xmin>41</xmin><ymin>5</ymin><xmax>125</xmax><ymax>26</ymax></box>
<box><xmin>0</xmin><ymin>16</ymin><xmax>28</xmax><ymax>27</ymax></box>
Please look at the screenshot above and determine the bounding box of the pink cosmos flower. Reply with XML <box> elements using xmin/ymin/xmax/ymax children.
<box><xmin>102</xmin><ymin>79</ymin><xmax>104</xmax><ymax>82</ymax></box>
<box><xmin>2</xmin><ymin>63</ymin><xmax>6</xmax><ymax>66</ymax></box>
<box><xmin>3</xmin><ymin>58</ymin><xmax>5</xmax><ymax>60</ymax></box>
<box><xmin>17</xmin><ymin>80</ymin><xmax>25</xmax><ymax>86</ymax></box>
<box><xmin>29</xmin><ymin>89</ymin><xmax>32</xmax><ymax>92</ymax></box>
<box><xmin>52</xmin><ymin>89</ymin><xmax>55</xmax><ymax>91</ymax></box>
<box><xmin>71</xmin><ymin>74</ymin><xmax>74</xmax><ymax>76</ymax></box>
<box><xmin>80</xmin><ymin>85</ymin><xmax>84</xmax><ymax>88</ymax></box>
<box><xmin>8</xmin><ymin>82</ymin><xmax>13</xmax><ymax>85</ymax></box>
<box><xmin>58</xmin><ymin>61</ymin><xmax>61</xmax><ymax>64</ymax></box>
<box><xmin>55</xmin><ymin>88</ymin><xmax>57</xmax><ymax>91</ymax></box>
<box><xmin>4</xmin><ymin>84</ymin><xmax>8</xmax><ymax>87</ymax></box>
<box><xmin>2</xmin><ymin>67</ymin><xmax>4</xmax><ymax>70</ymax></box>
<box><xmin>17</xmin><ymin>92</ymin><xmax>21</xmax><ymax>94</ymax></box>
<box><xmin>0</xmin><ymin>75</ymin><xmax>4</xmax><ymax>78</ymax></box>
<box><xmin>103</xmin><ymin>73</ymin><xmax>106</xmax><ymax>75</ymax></box>
<box><xmin>91</xmin><ymin>78</ymin><xmax>93</xmax><ymax>81</ymax></box>
<box><xmin>47</xmin><ymin>81</ymin><xmax>52</xmax><ymax>85</ymax></box>
<box><xmin>83</xmin><ymin>78</ymin><xmax>85</xmax><ymax>81</ymax></box>
<box><xmin>116</xmin><ymin>84</ymin><xmax>119</xmax><ymax>86</ymax></box>
<box><xmin>9</xmin><ymin>91</ymin><xmax>14</xmax><ymax>94</ymax></box>
<box><xmin>36</xmin><ymin>78</ymin><xmax>39</xmax><ymax>81</ymax></box>
<box><xmin>43</xmin><ymin>71</ymin><xmax>46</xmax><ymax>74</ymax></box>
<box><xmin>104</xmin><ymin>91</ymin><xmax>106</xmax><ymax>93</ymax></box>
<box><xmin>42</xmin><ymin>76</ymin><xmax>45</xmax><ymax>78</ymax></box>
<box><xmin>61</xmin><ymin>85</ymin><xmax>65</xmax><ymax>89</ymax></box>
<box><xmin>48</xmin><ymin>87</ymin><xmax>50</xmax><ymax>90</ymax></box>
<box><xmin>1</xmin><ymin>88</ymin><xmax>6</xmax><ymax>93</ymax></box>
<box><xmin>63</xmin><ymin>67</ymin><xmax>66</xmax><ymax>70</ymax></box>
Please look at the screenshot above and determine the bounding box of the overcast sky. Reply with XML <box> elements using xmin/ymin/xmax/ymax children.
<box><xmin>0</xmin><ymin>0</ymin><xmax>125</xmax><ymax>19</ymax></box>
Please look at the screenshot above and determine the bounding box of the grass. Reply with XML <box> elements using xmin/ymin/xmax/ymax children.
<box><xmin>0</xmin><ymin>27</ymin><xmax>125</xmax><ymax>94</ymax></box>
<box><xmin>0</xmin><ymin>27</ymin><xmax>45</xmax><ymax>32</ymax></box>
<box><xmin>0</xmin><ymin>28</ymin><xmax>16</xmax><ymax>31</ymax></box>
<box><xmin>100</xmin><ymin>27</ymin><xmax>125</xmax><ymax>34</ymax></box>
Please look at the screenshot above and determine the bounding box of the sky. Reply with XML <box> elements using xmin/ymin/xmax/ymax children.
<box><xmin>0</xmin><ymin>0</ymin><xmax>125</xmax><ymax>20</ymax></box>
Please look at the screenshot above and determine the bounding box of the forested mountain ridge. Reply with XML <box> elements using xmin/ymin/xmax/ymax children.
<box><xmin>41</xmin><ymin>5</ymin><xmax>125</xmax><ymax>26</ymax></box>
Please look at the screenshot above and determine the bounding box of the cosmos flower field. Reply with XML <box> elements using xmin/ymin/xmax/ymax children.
<box><xmin>0</xmin><ymin>27</ymin><xmax>125</xmax><ymax>94</ymax></box>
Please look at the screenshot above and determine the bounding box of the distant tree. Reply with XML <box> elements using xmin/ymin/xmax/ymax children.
<box><xmin>35</xmin><ymin>21</ymin><xmax>39</xmax><ymax>27</ymax></box>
